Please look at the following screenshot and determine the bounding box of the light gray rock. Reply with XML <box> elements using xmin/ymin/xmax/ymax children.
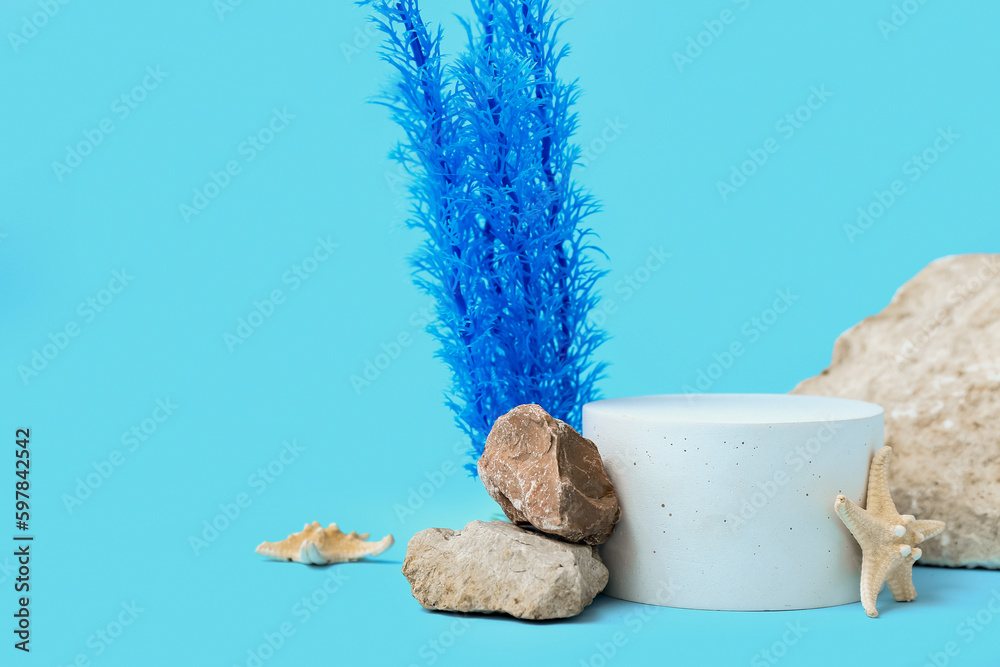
<box><xmin>793</xmin><ymin>254</ymin><xmax>1000</xmax><ymax>568</ymax></box>
<box><xmin>402</xmin><ymin>520</ymin><xmax>608</xmax><ymax>619</ymax></box>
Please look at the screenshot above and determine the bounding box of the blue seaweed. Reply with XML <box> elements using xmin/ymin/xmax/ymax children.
<box><xmin>359</xmin><ymin>0</ymin><xmax>607</xmax><ymax>472</ymax></box>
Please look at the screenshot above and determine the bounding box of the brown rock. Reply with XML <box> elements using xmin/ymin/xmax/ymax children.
<box><xmin>477</xmin><ymin>404</ymin><xmax>620</xmax><ymax>545</ymax></box>
<box><xmin>402</xmin><ymin>520</ymin><xmax>608</xmax><ymax>619</ymax></box>
<box><xmin>793</xmin><ymin>254</ymin><xmax>1000</xmax><ymax>568</ymax></box>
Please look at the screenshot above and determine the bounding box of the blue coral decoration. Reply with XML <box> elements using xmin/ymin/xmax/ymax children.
<box><xmin>360</xmin><ymin>0</ymin><xmax>607</xmax><ymax>471</ymax></box>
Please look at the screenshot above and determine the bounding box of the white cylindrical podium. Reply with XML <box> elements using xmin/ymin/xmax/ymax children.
<box><xmin>583</xmin><ymin>394</ymin><xmax>883</xmax><ymax>611</ymax></box>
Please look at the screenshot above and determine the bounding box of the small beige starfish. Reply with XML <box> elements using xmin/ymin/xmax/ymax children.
<box><xmin>256</xmin><ymin>522</ymin><xmax>393</xmax><ymax>565</ymax></box>
<box><xmin>835</xmin><ymin>446</ymin><xmax>945</xmax><ymax>618</ymax></box>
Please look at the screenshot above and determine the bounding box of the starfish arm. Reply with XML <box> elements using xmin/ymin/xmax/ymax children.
<box><xmin>860</xmin><ymin>546</ymin><xmax>903</xmax><ymax>618</ymax></box>
<box><xmin>886</xmin><ymin>558</ymin><xmax>918</xmax><ymax>602</ymax></box>
<box><xmin>910</xmin><ymin>519</ymin><xmax>946</xmax><ymax>542</ymax></box>
<box><xmin>865</xmin><ymin>446</ymin><xmax>899</xmax><ymax>518</ymax></box>
<box><xmin>835</xmin><ymin>495</ymin><xmax>883</xmax><ymax>542</ymax></box>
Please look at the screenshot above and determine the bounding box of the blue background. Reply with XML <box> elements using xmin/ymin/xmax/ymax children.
<box><xmin>2</xmin><ymin>1</ymin><xmax>998</xmax><ymax>665</ymax></box>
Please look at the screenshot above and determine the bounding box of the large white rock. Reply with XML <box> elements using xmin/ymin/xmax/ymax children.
<box><xmin>402</xmin><ymin>520</ymin><xmax>608</xmax><ymax>619</ymax></box>
<box><xmin>793</xmin><ymin>254</ymin><xmax>1000</xmax><ymax>568</ymax></box>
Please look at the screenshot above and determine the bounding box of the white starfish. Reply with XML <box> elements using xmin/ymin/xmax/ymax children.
<box><xmin>835</xmin><ymin>446</ymin><xmax>945</xmax><ymax>618</ymax></box>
